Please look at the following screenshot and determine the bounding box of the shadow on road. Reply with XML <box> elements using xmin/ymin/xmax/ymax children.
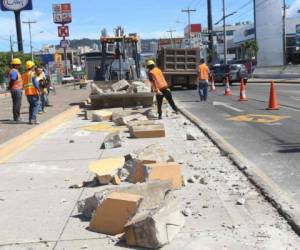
<box><xmin>277</xmin><ymin>142</ymin><xmax>300</xmax><ymax>153</ymax></box>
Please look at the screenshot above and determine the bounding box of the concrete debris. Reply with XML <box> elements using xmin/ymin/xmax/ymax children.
<box><xmin>143</xmin><ymin>109</ymin><xmax>157</xmax><ymax>120</ymax></box>
<box><xmin>236</xmin><ymin>198</ymin><xmax>246</xmax><ymax>206</ymax></box>
<box><xmin>187</xmin><ymin>176</ymin><xmax>196</xmax><ymax>183</ymax></box>
<box><xmin>111</xmin><ymin>80</ymin><xmax>130</xmax><ymax>92</ymax></box>
<box><xmin>101</xmin><ymin>132</ymin><xmax>122</xmax><ymax>149</ymax></box>
<box><xmin>114</xmin><ymin>113</ymin><xmax>148</xmax><ymax>126</ymax></box>
<box><xmin>89</xmin><ymin>157</ymin><xmax>125</xmax><ymax>185</ymax></box>
<box><xmin>182</xmin><ymin>207</ymin><xmax>192</xmax><ymax>217</ymax></box>
<box><xmin>89</xmin><ymin>192</ymin><xmax>143</xmax><ymax>235</ymax></box>
<box><xmin>199</xmin><ymin>177</ymin><xmax>208</xmax><ymax>185</ymax></box>
<box><xmin>112</xmin><ymin>175</ymin><xmax>121</xmax><ymax>185</ymax></box>
<box><xmin>124</xmin><ymin>198</ymin><xmax>185</xmax><ymax>249</ymax></box>
<box><xmin>80</xmin><ymin>245</ymin><xmax>89</xmax><ymax>249</ymax></box>
<box><xmin>186</xmin><ymin>132</ymin><xmax>197</xmax><ymax>141</ymax></box>
<box><xmin>143</xmin><ymin>162</ymin><xmax>182</xmax><ymax>190</ymax></box>
<box><xmin>77</xmin><ymin>180</ymin><xmax>172</xmax><ymax>219</ymax></box>
<box><xmin>92</xmin><ymin>110</ymin><xmax>113</xmax><ymax>122</ymax></box>
<box><xmin>90</xmin><ymin>83</ymin><xmax>104</xmax><ymax>95</ymax></box>
<box><xmin>69</xmin><ymin>140</ymin><xmax>75</xmax><ymax>143</ymax></box>
<box><xmin>129</xmin><ymin>123</ymin><xmax>165</xmax><ymax>138</ymax></box>
<box><xmin>136</xmin><ymin>144</ymin><xmax>174</xmax><ymax>163</ymax></box>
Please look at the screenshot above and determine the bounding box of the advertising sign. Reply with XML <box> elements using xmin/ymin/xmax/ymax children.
<box><xmin>58</xmin><ymin>25</ymin><xmax>69</xmax><ymax>37</ymax></box>
<box><xmin>1</xmin><ymin>0</ymin><xmax>32</xmax><ymax>11</ymax></box>
<box><xmin>60</xmin><ymin>39</ymin><xmax>70</xmax><ymax>48</ymax></box>
<box><xmin>52</xmin><ymin>3</ymin><xmax>72</xmax><ymax>24</ymax></box>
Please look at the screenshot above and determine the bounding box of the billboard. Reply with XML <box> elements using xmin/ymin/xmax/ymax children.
<box><xmin>53</xmin><ymin>3</ymin><xmax>72</xmax><ymax>24</ymax></box>
<box><xmin>255</xmin><ymin>0</ymin><xmax>283</xmax><ymax>66</ymax></box>
<box><xmin>0</xmin><ymin>0</ymin><xmax>32</xmax><ymax>11</ymax></box>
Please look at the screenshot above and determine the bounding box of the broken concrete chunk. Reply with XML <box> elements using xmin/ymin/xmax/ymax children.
<box><xmin>101</xmin><ymin>132</ymin><xmax>122</xmax><ymax>149</ymax></box>
<box><xmin>90</xmin><ymin>83</ymin><xmax>104</xmax><ymax>95</ymax></box>
<box><xmin>186</xmin><ymin>132</ymin><xmax>197</xmax><ymax>141</ymax></box>
<box><xmin>124</xmin><ymin>198</ymin><xmax>184</xmax><ymax>249</ymax></box>
<box><xmin>129</xmin><ymin>124</ymin><xmax>165</xmax><ymax>138</ymax></box>
<box><xmin>92</xmin><ymin>110</ymin><xmax>113</xmax><ymax>122</ymax></box>
<box><xmin>89</xmin><ymin>157</ymin><xmax>125</xmax><ymax>185</ymax></box>
<box><xmin>112</xmin><ymin>175</ymin><xmax>121</xmax><ymax>185</ymax></box>
<box><xmin>182</xmin><ymin>207</ymin><xmax>192</xmax><ymax>217</ymax></box>
<box><xmin>89</xmin><ymin>192</ymin><xmax>143</xmax><ymax>235</ymax></box>
<box><xmin>126</xmin><ymin>120</ymin><xmax>157</xmax><ymax>128</ymax></box>
<box><xmin>115</xmin><ymin>114</ymin><xmax>148</xmax><ymax>126</ymax></box>
<box><xmin>78</xmin><ymin>180</ymin><xmax>172</xmax><ymax>219</ymax></box>
<box><xmin>143</xmin><ymin>162</ymin><xmax>182</xmax><ymax>190</ymax></box>
<box><xmin>136</xmin><ymin>144</ymin><xmax>174</xmax><ymax>163</ymax></box>
<box><xmin>236</xmin><ymin>198</ymin><xmax>246</xmax><ymax>206</ymax></box>
<box><xmin>111</xmin><ymin>79</ymin><xmax>130</xmax><ymax>92</ymax></box>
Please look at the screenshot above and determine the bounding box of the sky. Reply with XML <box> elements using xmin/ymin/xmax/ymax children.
<box><xmin>0</xmin><ymin>0</ymin><xmax>297</xmax><ymax>52</ymax></box>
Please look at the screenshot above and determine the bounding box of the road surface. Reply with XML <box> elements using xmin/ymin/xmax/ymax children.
<box><xmin>173</xmin><ymin>82</ymin><xmax>300</xmax><ymax>205</ymax></box>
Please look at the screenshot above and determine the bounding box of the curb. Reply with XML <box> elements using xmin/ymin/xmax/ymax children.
<box><xmin>0</xmin><ymin>105</ymin><xmax>81</xmax><ymax>164</ymax></box>
<box><xmin>178</xmin><ymin>106</ymin><xmax>300</xmax><ymax>236</ymax></box>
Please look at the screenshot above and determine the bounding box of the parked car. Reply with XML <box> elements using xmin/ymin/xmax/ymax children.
<box><xmin>228</xmin><ymin>64</ymin><xmax>249</xmax><ymax>85</ymax></box>
<box><xmin>61</xmin><ymin>75</ymin><xmax>75</xmax><ymax>84</ymax></box>
<box><xmin>210</xmin><ymin>64</ymin><xmax>248</xmax><ymax>86</ymax></box>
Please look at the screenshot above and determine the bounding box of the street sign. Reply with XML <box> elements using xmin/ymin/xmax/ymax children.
<box><xmin>52</xmin><ymin>3</ymin><xmax>72</xmax><ymax>24</ymax></box>
<box><xmin>1</xmin><ymin>0</ymin><xmax>32</xmax><ymax>11</ymax></box>
<box><xmin>58</xmin><ymin>25</ymin><xmax>69</xmax><ymax>37</ymax></box>
<box><xmin>60</xmin><ymin>39</ymin><xmax>70</xmax><ymax>48</ymax></box>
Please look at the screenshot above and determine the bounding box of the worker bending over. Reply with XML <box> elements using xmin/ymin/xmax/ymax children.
<box><xmin>146</xmin><ymin>60</ymin><xmax>178</xmax><ymax>119</ymax></box>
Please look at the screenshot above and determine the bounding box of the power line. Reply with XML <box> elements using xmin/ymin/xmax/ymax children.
<box><xmin>182</xmin><ymin>8</ymin><xmax>197</xmax><ymax>42</ymax></box>
<box><xmin>166</xmin><ymin>29</ymin><xmax>176</xmax><ymax>48</ymax></box>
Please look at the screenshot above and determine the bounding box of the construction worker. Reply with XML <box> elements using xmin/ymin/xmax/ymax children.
<box><xmin>23</xmin><ymin>61</ymin><xmax>41</xmax><ymax>125</ymax></box>
<box><xmin>198</xmin><ymin>59</ymin><xmax>210</xmax><ymax>102</ymax></box>
<box><xmin>8</xmin><ymin>58</ymin><xmax>23</xmax><ymax>122</ymax></box>
<box><xmin>146</xmin><ymin>60</ymin><xmax>178</xmax><ymax>119</ymax></box>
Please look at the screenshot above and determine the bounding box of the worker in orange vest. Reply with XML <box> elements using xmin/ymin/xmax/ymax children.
<box><xmin>8</xmin><ymin>58</ymin><xmax>23</xmax><ymax>122</ymax></box>
<box><xmin>146</xmin><ymin>60</ymin><xmax>178</xmax><ymax>119</ymax></box>
<box><xmin>23</xmin><ymin>61</ymin><xmax>41</xmax><ymax>125</ymax></box>
<box><xmin>198</xmin><ymin>59</ymin><xmax>210</xmax><ymax>102</ymax></box>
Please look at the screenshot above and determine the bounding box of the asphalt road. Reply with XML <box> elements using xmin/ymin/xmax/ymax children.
<box><xmin>173</xmin><ymin>82</ymin><xmax>300</xmax><ymax>205</ymax></box>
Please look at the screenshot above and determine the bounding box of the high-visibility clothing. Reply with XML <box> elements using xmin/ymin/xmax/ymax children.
<box><xmin>23</xmin><ymin>70</ymin><xmax>39</xmax><ymax>96</ymax></box>
<box><xmin>9</xmin><ymin>69</ymin><xmax>23</xmax><ymax>90</ymax></box>
<box><xmin>198</xmin><ymin>63</ymin><xmax>209</xmax><ymax>81</ymax></box>
<box><xmin>149</xmin><ymin>67</ymin><xmax>168</xmax><ymax>92</ymax></box>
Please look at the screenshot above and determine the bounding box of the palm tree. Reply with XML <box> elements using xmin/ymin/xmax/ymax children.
<box><xmin>242</xmin><ymin>40</ymin><xmax>259</xmax><ymax>76</ymax></box>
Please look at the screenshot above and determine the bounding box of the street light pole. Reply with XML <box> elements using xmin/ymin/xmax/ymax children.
<box><xmin>283</xmin><ymin>0</ymin><xmax>287</xmax><ymax>65</ymax></box>
<box><xmin>182</xmin><ymin>8</ymin><xmax>196</xmax><ymax>47</ymax></box>
<box><xmin>9</xmin><ymin>35</ymin><xmax>14</xmax><ymax>60</ymax></box>
<box><xmin>207</xmin><ymin>0</ymin><xmax>214</xmax><ymax>63</ymax></box>
<box><xmin>22</xmin><ymin>18</ymin><xmax>37</xmax><ymax>61</ymax></box>
<box><xmin>166</xmin><ymin>29</ymin><xmax>176</xmax><ymax>48</ymax></box>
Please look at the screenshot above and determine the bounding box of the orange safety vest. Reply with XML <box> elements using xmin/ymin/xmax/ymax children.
<box><xmin>149</xmin><ymin>67</ymin><xmax>168</xmax><ymax>92</ymax></box>
<box><xmin>9</xmin><ymin>69</ymin><xmax>23</xmax><ymax>90</ymax></box>
<box><xmin>23</xmin><ymin>70</ymin><xmax>39</xmax><ymax>96</ymax></box>
<box><xmin>198</xmin><ymin>64</ymin><xmax>209</xmax><ymax>81</ymax></box>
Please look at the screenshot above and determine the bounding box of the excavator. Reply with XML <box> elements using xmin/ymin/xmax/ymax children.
<box><xmin>100</xmin><ymin>27</ymin><xmax>141</xmax><ymax>81</ymax></box>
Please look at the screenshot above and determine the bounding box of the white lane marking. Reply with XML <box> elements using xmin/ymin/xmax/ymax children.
<box><xmin>213</xmin><ymin>101</ymin><xmax>244</xmax><ymax>113</ymax></box>
<box><xmin>291</xmin><ymin>96</ymin><xmax>300</xmax><ymax>101</ymax></box>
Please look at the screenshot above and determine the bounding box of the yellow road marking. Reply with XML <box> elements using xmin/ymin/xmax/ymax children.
<box><xmin>81</xmin><ymin>123</ymin><xmax>127</xmax><ymax>133</ymax></box>
<box><xmin>227</xmin><ymin>114</ymin><xmax>290</xmax><ymax>124</ymax></box>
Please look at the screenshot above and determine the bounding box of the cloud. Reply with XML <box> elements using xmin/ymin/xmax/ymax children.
<box><xmin>288</xmin><ymin>0</ymin><xmax>300</xmax><ymax>18</ymax></box>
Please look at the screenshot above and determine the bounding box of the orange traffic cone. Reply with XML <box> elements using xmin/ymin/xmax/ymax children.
<box><xmin>224</xmin><ymin>77</ymin><xmax>232</xmax><ymax>96</ymax></box>
<box><xmin>210</xmin><ymin>75</ymin><xmax>216</xmax><ymax>92</ymax></box>
<box><xmin>267</xmin><ymin>80</ymin><xmax>279</xmax><ymax>110</ymax></box>
<box><xmin>239</xmin><ymin>79</ymin><xmax>248</xmax><ymax>101</ymax></box>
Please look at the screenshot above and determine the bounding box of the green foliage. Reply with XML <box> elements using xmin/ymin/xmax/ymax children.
<box><xmin>242</xmin><ymin>40</ymin><xmax>259</xmax><ymax>59</ymax></box>
<box><xmin>0</xmin><ymin>52</ymin><xmax>42</xmax><ymax>82</ymax></box>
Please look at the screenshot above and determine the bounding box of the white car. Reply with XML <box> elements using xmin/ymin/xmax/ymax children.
<box><xmin>61</xmin><ymin>75</ymin><xmax>75</xmax><ymax>84</ymax></box>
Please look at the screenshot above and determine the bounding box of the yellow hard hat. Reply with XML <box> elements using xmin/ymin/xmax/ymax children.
<box><xmin>146</xmin><ymin>60</ymin><xmax>155</xmax><ymax>67</ymax></box>
<box><xmin>26</xmin><ymin>60</ymin><xmax>35</xmax><ymax>70</ymax></box>
<box><xmin>11</xmin><ymin>58</ymin><xmax>22</xmax><ymax>65</ymax></box>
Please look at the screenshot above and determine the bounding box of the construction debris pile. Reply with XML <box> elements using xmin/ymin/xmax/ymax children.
<box><xmin>76</xmin><ymin>106</ymin><xmax>185</xmax><ymax>249</ymax></box>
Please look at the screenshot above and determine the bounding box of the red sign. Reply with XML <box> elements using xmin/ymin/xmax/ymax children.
<box><xmin>61</xmin><ymin>3</ymin><xmax>71</xmax><ymax>13</ymax></box>
<box><xmin>58</xmin><ymin>25</ymin><xmax>69</xmax><ymax>37</ymax></box>
<box><xmin>52</xmin><ymin>3</ymin><xmax>72</xmax><ymax>24</ymax></box>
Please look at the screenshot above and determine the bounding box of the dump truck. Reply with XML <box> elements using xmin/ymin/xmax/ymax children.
<box><xmin>157</xmin><ymin>48</ymin><xmax>200</xmax><ymax>89</ymax></box>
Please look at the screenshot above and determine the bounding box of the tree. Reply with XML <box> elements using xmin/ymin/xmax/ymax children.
<box><xmin>242</xmin><ymin>40</ymin><xmax>259</xmax><ymax>60</ymax></box>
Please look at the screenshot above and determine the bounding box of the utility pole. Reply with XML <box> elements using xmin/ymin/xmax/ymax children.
<box><xmin>283</xmin><ymin>0</ymin><xmax>287</xmax><ymax>65</ymax></box>
<box><xmin>22</xmin><ymin>19</ymin><xmax>37</xmax><ymax>61</ymax></box>
<box><xmin>222</xmin><ymin>0</ymin><xmax>227</xmax><ymax>64</ymax></box>
<box><xmin>14</xmin><ymin>11</ymin><xmax>23</xmax><ymax>52</ymax></box>
<box><xmin>9</xmin><ymin>35</ymin><xmax>14</xmax><ymax>60</ymax></box>
<box><xmin>207</xmin><ymin>0</ymin><xmax>214</xmax><ymax>63</ymax></box>
<box><xmin>182</xmin><ymin>8</ymin><xmax>196</xmax><ymax>46</ymax></box>
<box><xmin>166</xmin><ymin>29</ymin><xmax>176</xmax><ymax>48</ymax></box>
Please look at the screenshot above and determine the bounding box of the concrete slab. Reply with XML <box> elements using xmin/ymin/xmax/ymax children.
<box><xmin>0</xmin><ymin>160</ymin><xmax>91</xmax><ymax>192</ymax></box>
<box><xmin>0</xmin><ymin>190</ymin><xmax>80</xmax><ymax>245</ymax></box>
<box><xmin>0</xmin><ymin>242</ymin><xmax>55</xmax><ymax>250</ymax></box>
<box><xmin>54</xmin><ymin>238</ymin><xmax>121</xmax><ymax>250</ymax></box>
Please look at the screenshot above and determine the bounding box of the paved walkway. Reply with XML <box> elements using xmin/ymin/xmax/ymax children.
<box><xmin>0</xmin><ymin>85</ymin><xmax>89</xmax><ymax>145</ymax></box>
<box><xmin>0</xmin><ymin>106</ymin><xmax>299</xmax><ymax>250</ymax></box>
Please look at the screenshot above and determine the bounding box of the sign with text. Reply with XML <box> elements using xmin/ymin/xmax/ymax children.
<box><xmin>1</xmin><ymin>0</ymin><xmax>32</xmax><ymax>11</ymax></box>
<box><xmin>52</xmin><ymin>3</ymin><xmax>72</xmax><ymax>24</ymax></box>
<box><xmin>60</xmin><ymin>39</ymin><xmax>70</xmax><ymax>48</ymax></box>
<box><xmin>58</xmin><ymin>25</ymin><xmax>69</xmax><ymax>37</ymax></box>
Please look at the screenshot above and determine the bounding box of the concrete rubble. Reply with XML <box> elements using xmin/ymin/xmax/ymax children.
<box><xmin>101</xmin><ymin>132</ymin><xmax>122</xmax><ymax>149</ymax></box>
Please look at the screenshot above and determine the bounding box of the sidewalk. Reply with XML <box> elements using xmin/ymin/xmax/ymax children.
<box><xmin>0</xmin><ymin>105</ymin><xmax>299</xmax><ymax>249</ymax></box>
<box><xmin>0</xmin><ymin>85</ymin><xmax>89</xmax><ymax>145</ymax></box>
